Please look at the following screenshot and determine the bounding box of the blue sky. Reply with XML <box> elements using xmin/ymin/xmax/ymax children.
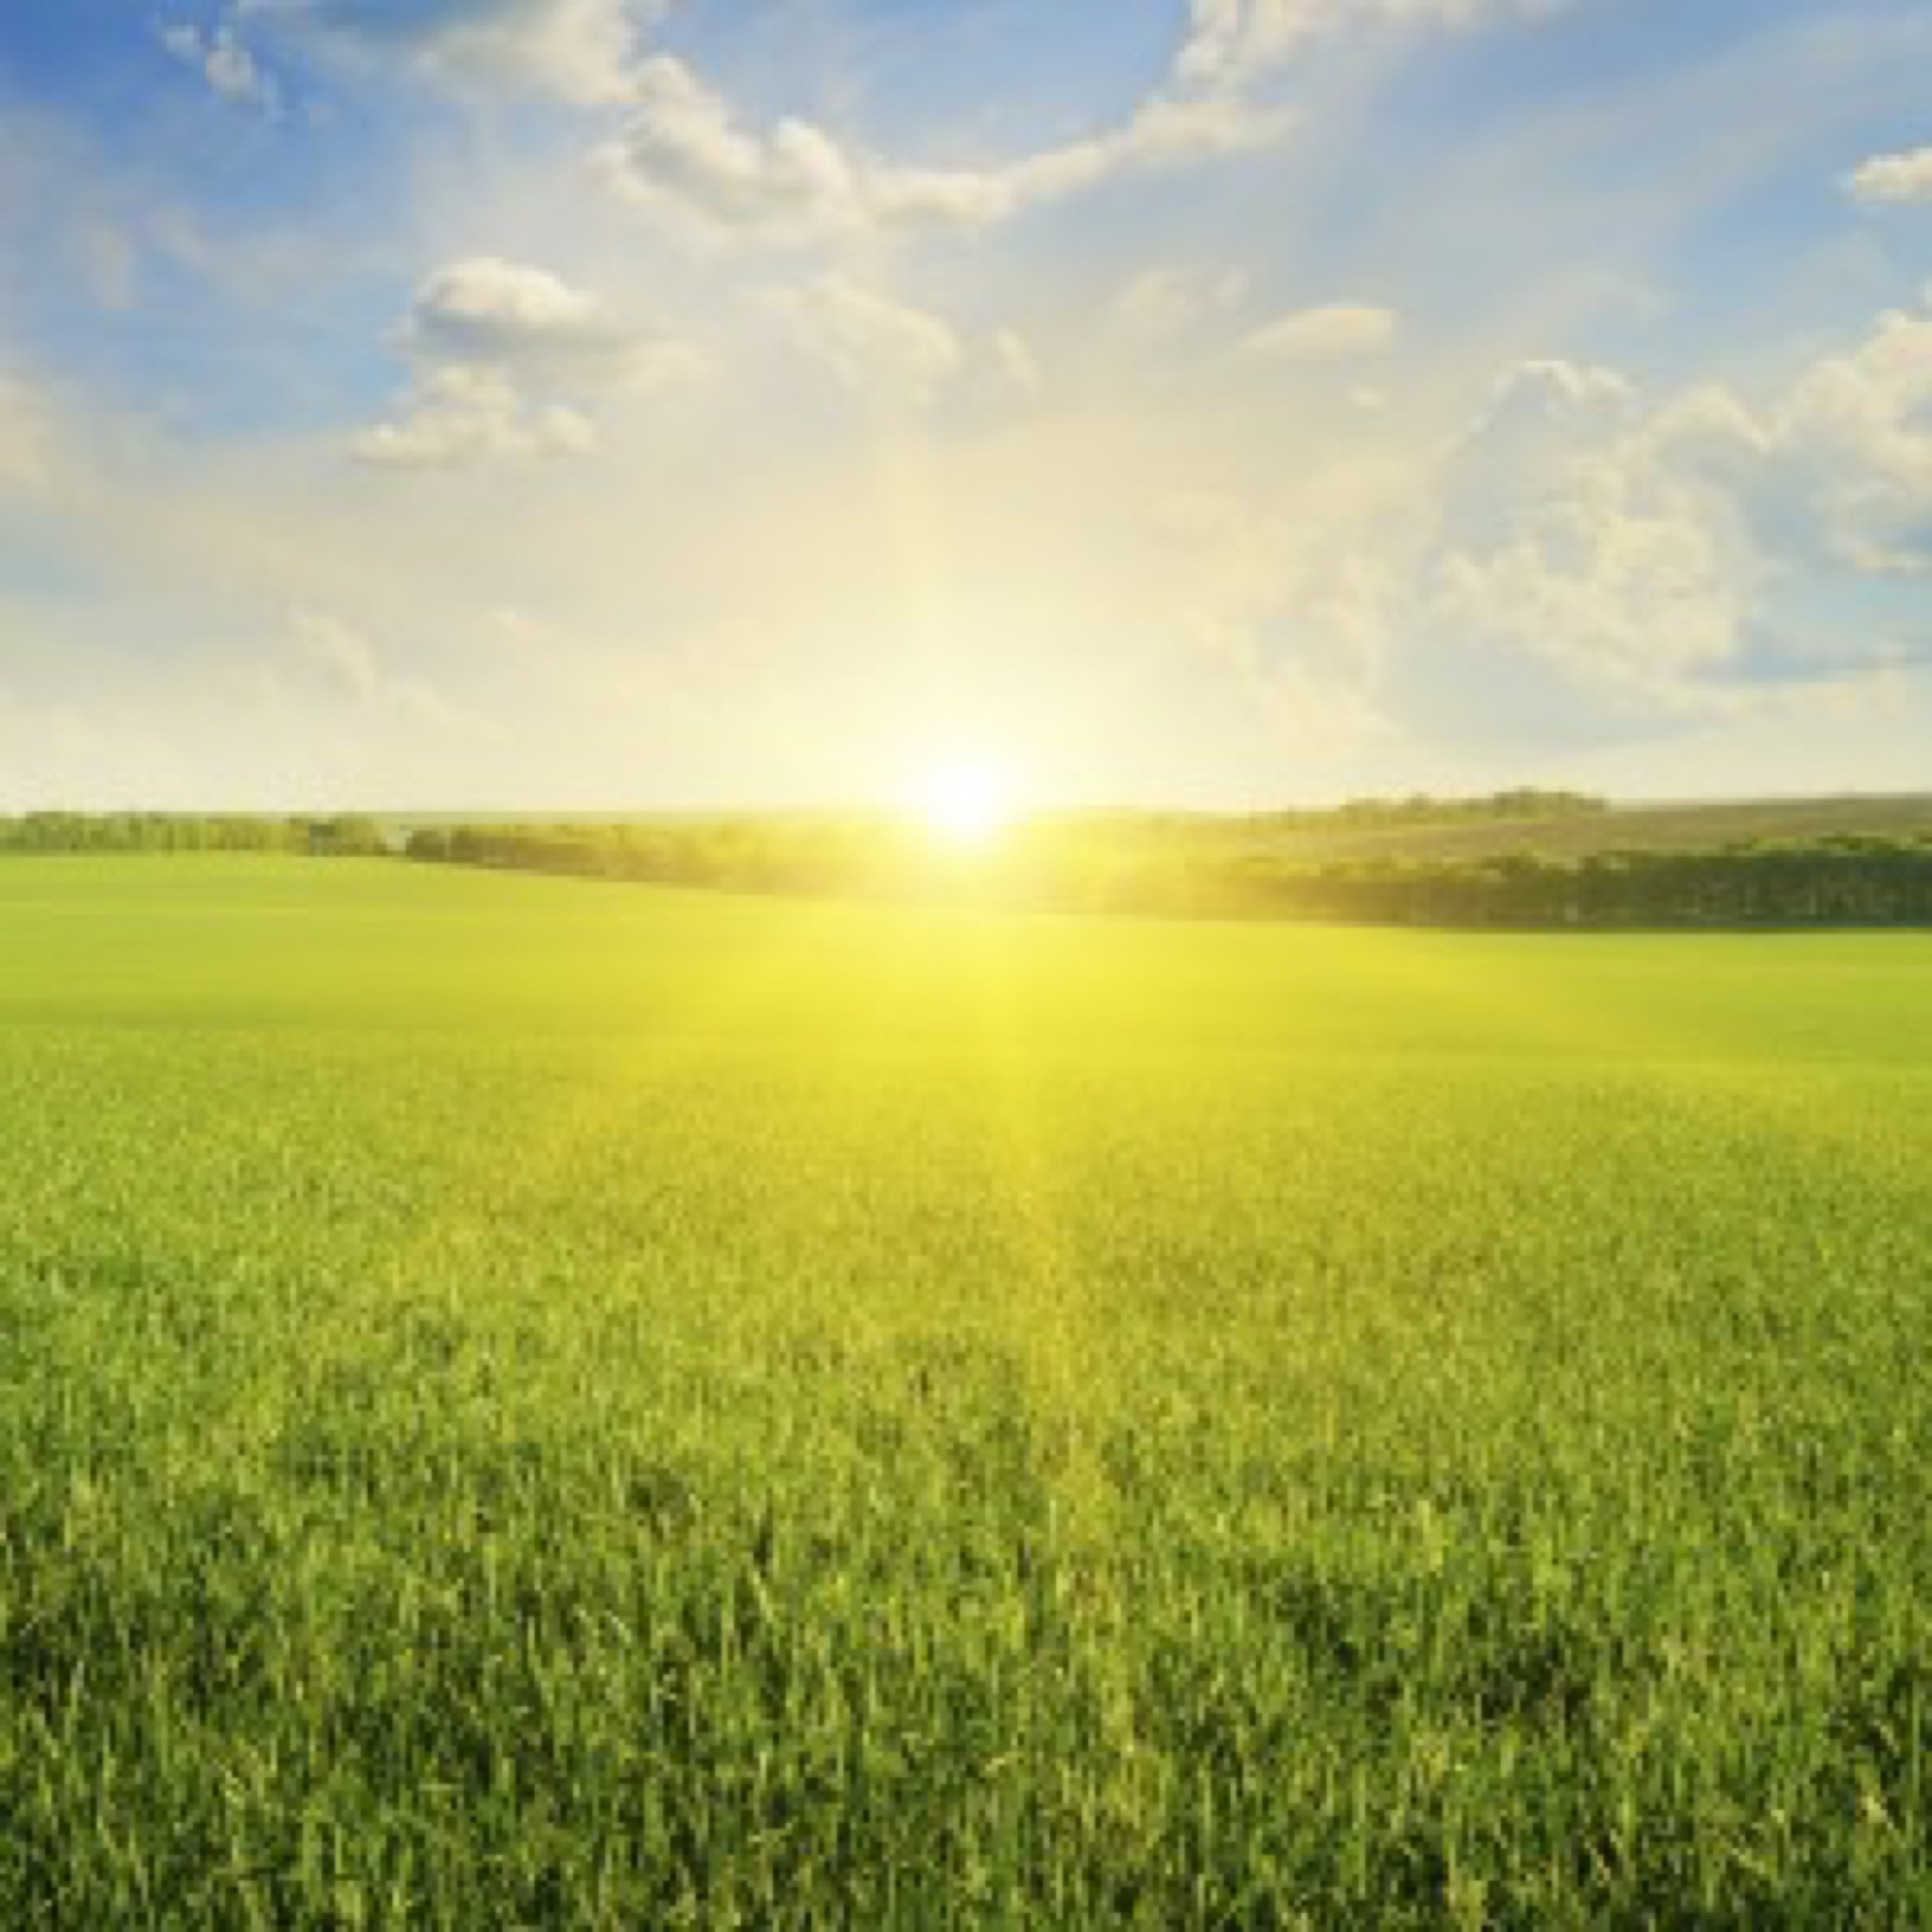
<box><xmin>2</xmin><ymin>0</ymin><xmax>1931</xmax><ymax>808</ymax></box>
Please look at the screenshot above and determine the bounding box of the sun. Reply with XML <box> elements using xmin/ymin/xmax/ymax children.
<box><xmin>908</xmin><ymin>754</ymin><xmax>1020</xmax><ymax>855</ymax></box>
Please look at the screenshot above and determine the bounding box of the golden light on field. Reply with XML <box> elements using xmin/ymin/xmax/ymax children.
<box><xmin>907</xmin><ymin>754</ymin><xmax>1019</xmax><ymax>855</ymax></box>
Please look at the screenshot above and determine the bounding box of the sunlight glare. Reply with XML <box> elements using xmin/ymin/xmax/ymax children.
<box><xmin>909</xmin><ymin>754</ymin><xmax>1019</xmax><ymax>855</ymax></box>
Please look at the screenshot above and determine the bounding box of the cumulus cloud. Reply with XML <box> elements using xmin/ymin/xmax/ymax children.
<box><xmin>1444</xmin><ymin>360</ymin><xmax>1639</xmax><ymax>517</ymax></box>
<box><xmin>1419</xmin><ymin>305</ymin><xmax>1932</xmax><ymax>713</ymax></box>
<box><xmin>1141</xmin><ymin>301</ymin><xmax>1932</xmax><ymax>749</ymax></box>
<box><xmin>1242</xmin><ymin>303</ymin><xmax>1400</xmax><ymax>362</ymax></box>
<box><xmin>1431</xmin><ymin>445</ymin><xmax>1753</xmax><ymax>709</ymax></box>
<box><xmin>235</xmin><ymin>0</ymin><xmax>652</xmax><ymax>104</ymax></box>
<box><xmin>1846</xmin><ymin>146</ymin><xmax>1932</xmax><ymax>207</ymax></box>
<box><xmin>158</xmin><ymin>19</ymin><xmax>281</xmax><ymax>114</ymax></box>
<box><xmin>1775</xmin><ymin>301</ymin><xmax>1932</xmax><ymax>574</ymax></box>
<box><xmin>353</xmin><ymin>257</ymin><xmax>693</xmax><ymax>469</ymax></box>
<box><xmin>409</xmin><ymin>257</ymin><xmax>601</xmax><ymax>355</ymax></box>
<box><xmin>352</xmin><ymin>364</ymin><xmax>596</xmax><ymax>469</ymax></box>
<box><xmin>401</xmin><ymin>256</ymin><xmax>693</xmax><ymax>387</ymax></box>
<box><xmin>1423</xmin><ymin>356</ymin><xmax>1765</xmax><ymax>708</ymax></box>
<box><xmin>597</xmin><ymin>58</ymin><xmax>861</xmax><ymax>228</ymax></box>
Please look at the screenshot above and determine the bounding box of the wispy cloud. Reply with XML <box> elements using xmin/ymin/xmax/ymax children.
<box><xmin>765</xmin><ymin>275</ymin><xmax>1041</xmax><ymax>412</ymax></box>
<box><xmin>595</xmin><ymin>0</ymin><xmax>1575</xmax><ymax>241</ymax></box>
<box><xmin>1177</xmin><ymin>0</ymin><xmax>1566</xmax><ymax>91</ymax></box>
<box><xmin>234</xmin><ymin>0</ymin><xmax>653</xmax><ymax>104</ymax></box>
<box><xmin>1110</xmin><ymin>265</ymin><xmax>1252</xmax><ymax>347</ymax></box>
<box><xmin>1847</xmin><ymin>145</ymin><xmax>1932</xmax><ymax>206</ymax></box>
<box><xmin>598</xmin><ymin>56</ymin><xmax>1292</xmax><ymax>238</ymax></box>
<box><xmin>1241</xmin><ymin>304</ymin><xmax>1400</xmax><ymax>362</ymax></box>
<box><xmin>769</xmin><ymin>276</ymin><xmax>965</xmax><ymax>407</ymax></box>
<box><xmin>158</xmin><ymin>18</ymin><xmax>282</xmax><ymax>114</ymax></box>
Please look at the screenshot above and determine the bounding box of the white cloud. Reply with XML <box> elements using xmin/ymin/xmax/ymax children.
<box><xmin>1178</xmin><ymin>0</ymin><xmax>1563</xmax><ymax>91</ymax></box>
<box><xmin>998</xmin><ymin>90</ymin><xmax>1296</xmax><ymax>203</ymax></box>
<box><xmin>1111</xmin><ymin>264</ymin><xmax>1251</xmax><ymax>345</ymax></box>
<box><xmin>236</xmin><ymin>0</ymin><xmax>651</xmax><ymax>104</ymax></box>
<box><xmin>235</xmin><ymin>0</ymin><xmax>1558</xmax><ymax>245</ymax></box>
<box><xmin>274</xmin><ymin>608</ymin><xmax>500</xmax><ymax>746</ymax></box>
<box><xmin>1242</xmin><ymin>303</ymin><xmax>1400</xmax><ymax>362</ymax></box>
<box><xmin>158</xmin><ymin>19</ymin><xmax>282</xmax><ymax>114</ymax></box>
<box><xmin>769</xmin><ymin>276</ymin><xmax>965</xmax><ymax>408</ymax></box>
<box><xmin>723</xmin><ymin>287</ymin><xmax>1932</xmax><ymax>763</ymax></box>
<box><xmin>1178</xmin><ymin>0</ymin><xmax>1325</xmax><ymax>87</ymax></box>
<box><xmin>766</xmin><ymin>277</ymin><xmax>1046</xmax><ymax>413</ymax></box>
<box><xmin>410</xmin><ymin>256</ymin><xmax>600</xmax><ymax>352</ymax></box>
<box><xmin>401</xmin><ymin>256</ymin><xmax>692</xmax><ymax>387</ymax></box>
<box><xmin>599</xmin><ymin>53</ymin><xmax>1292</xmax><ymax>238</ymax></box>
<box><xmin>1475</xmin><ymin>357</ymin><xmax>1638</xmax><ymax>421</ymax></box>
<box><xmin>1847</xmin><ymin>146</ymin><xmax>1932</xmax><ymax>207</ymax></box>
<box><xmin>1431</xmin><ymin>453</ymin><xmax>1753</xmax><ymax>708</ymax></box>
<box><xmin>1417</xmin><ymin>304</ymin><xmax>1932</xmax><ymax>713</ymax></box>
<box><xmin>1775</xmin><ymin>302</ymin><xmax>1932</xmax><ymax>573</ymax></box>
<box><xmin>1446</xmin><ymin>359</ymin><xmax>1640</xmax><ymax>514</ymax></box>
<box><xmin>593</xmin><ymin>0</ymin><xmax>1574</xmax><ymax>242</ymax></box>
<box><xmin>1425</xmin><ymin>355</ymin><xmax>1758</xmax><ymax>707</ymax></box>
<box><xmin>352</xmin><ymin>364</ymin><xmax>597</xmax><ymax>469</ymax></box>
<box><xmin>353</xmin><ymin>257</ymin><xmax>695</xmax><ymax>469</ymax></box>
<box><xmin>989</xmin><ymin>330</ymin><xmax>1045</xmax><ymax>403</ymax></box>
<box><xmin>1073</xmin><ymin>316</ymin><xmax>1928</xmax><ymax>750</ymax></box>
<box><xmin>599</xmin><ymin>57</ymin><xmax>862</xmax><ymax>229</ymax></box>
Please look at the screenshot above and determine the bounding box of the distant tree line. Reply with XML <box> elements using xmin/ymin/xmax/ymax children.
<box><xmin>1020</xmin><ymin>791</ymin><xmax>1610</xmax><ymax>852</ymax></box>
<box><xmin>10</xmin><ymin>805</ymin><xmax>1931</xmax><ymax>927</ymax></box>
<box><xmin>1239</xmin><ymin>788</ymin><xmax>1608</xmax><ymax>833</ymax></box>
<box><xmin>407</xmin><ymin>821</ymin><xmax>1932</xmax><ymax>929</ymax></box>
<box><xmin>0</xmin><ymin>813</ymin><xmax>386</xmax><ymax>856</ymax></box>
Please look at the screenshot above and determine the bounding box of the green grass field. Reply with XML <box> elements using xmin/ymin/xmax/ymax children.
<box><xmin>2</xmin><ymin>858</ymin><xmax>1928</xmax><ymax>1927</ymax></box>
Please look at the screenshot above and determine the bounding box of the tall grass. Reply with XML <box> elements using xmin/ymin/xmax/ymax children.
<box><xmin>1</xmin><ymin>860</ymin><xmax>1927</xmax><ymax>1925</ymax></box>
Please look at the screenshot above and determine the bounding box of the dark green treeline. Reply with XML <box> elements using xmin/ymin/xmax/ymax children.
<box><xmin>408</xmin><ymin>821</ymin><xmax>1932</xmax><ymax>929</ymax></box>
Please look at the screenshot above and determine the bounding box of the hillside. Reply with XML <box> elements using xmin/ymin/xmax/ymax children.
<box><xmin>1232</xmin><ymin>794</ymin><xmax>1932</xmax><ymax>862</ymax></box>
